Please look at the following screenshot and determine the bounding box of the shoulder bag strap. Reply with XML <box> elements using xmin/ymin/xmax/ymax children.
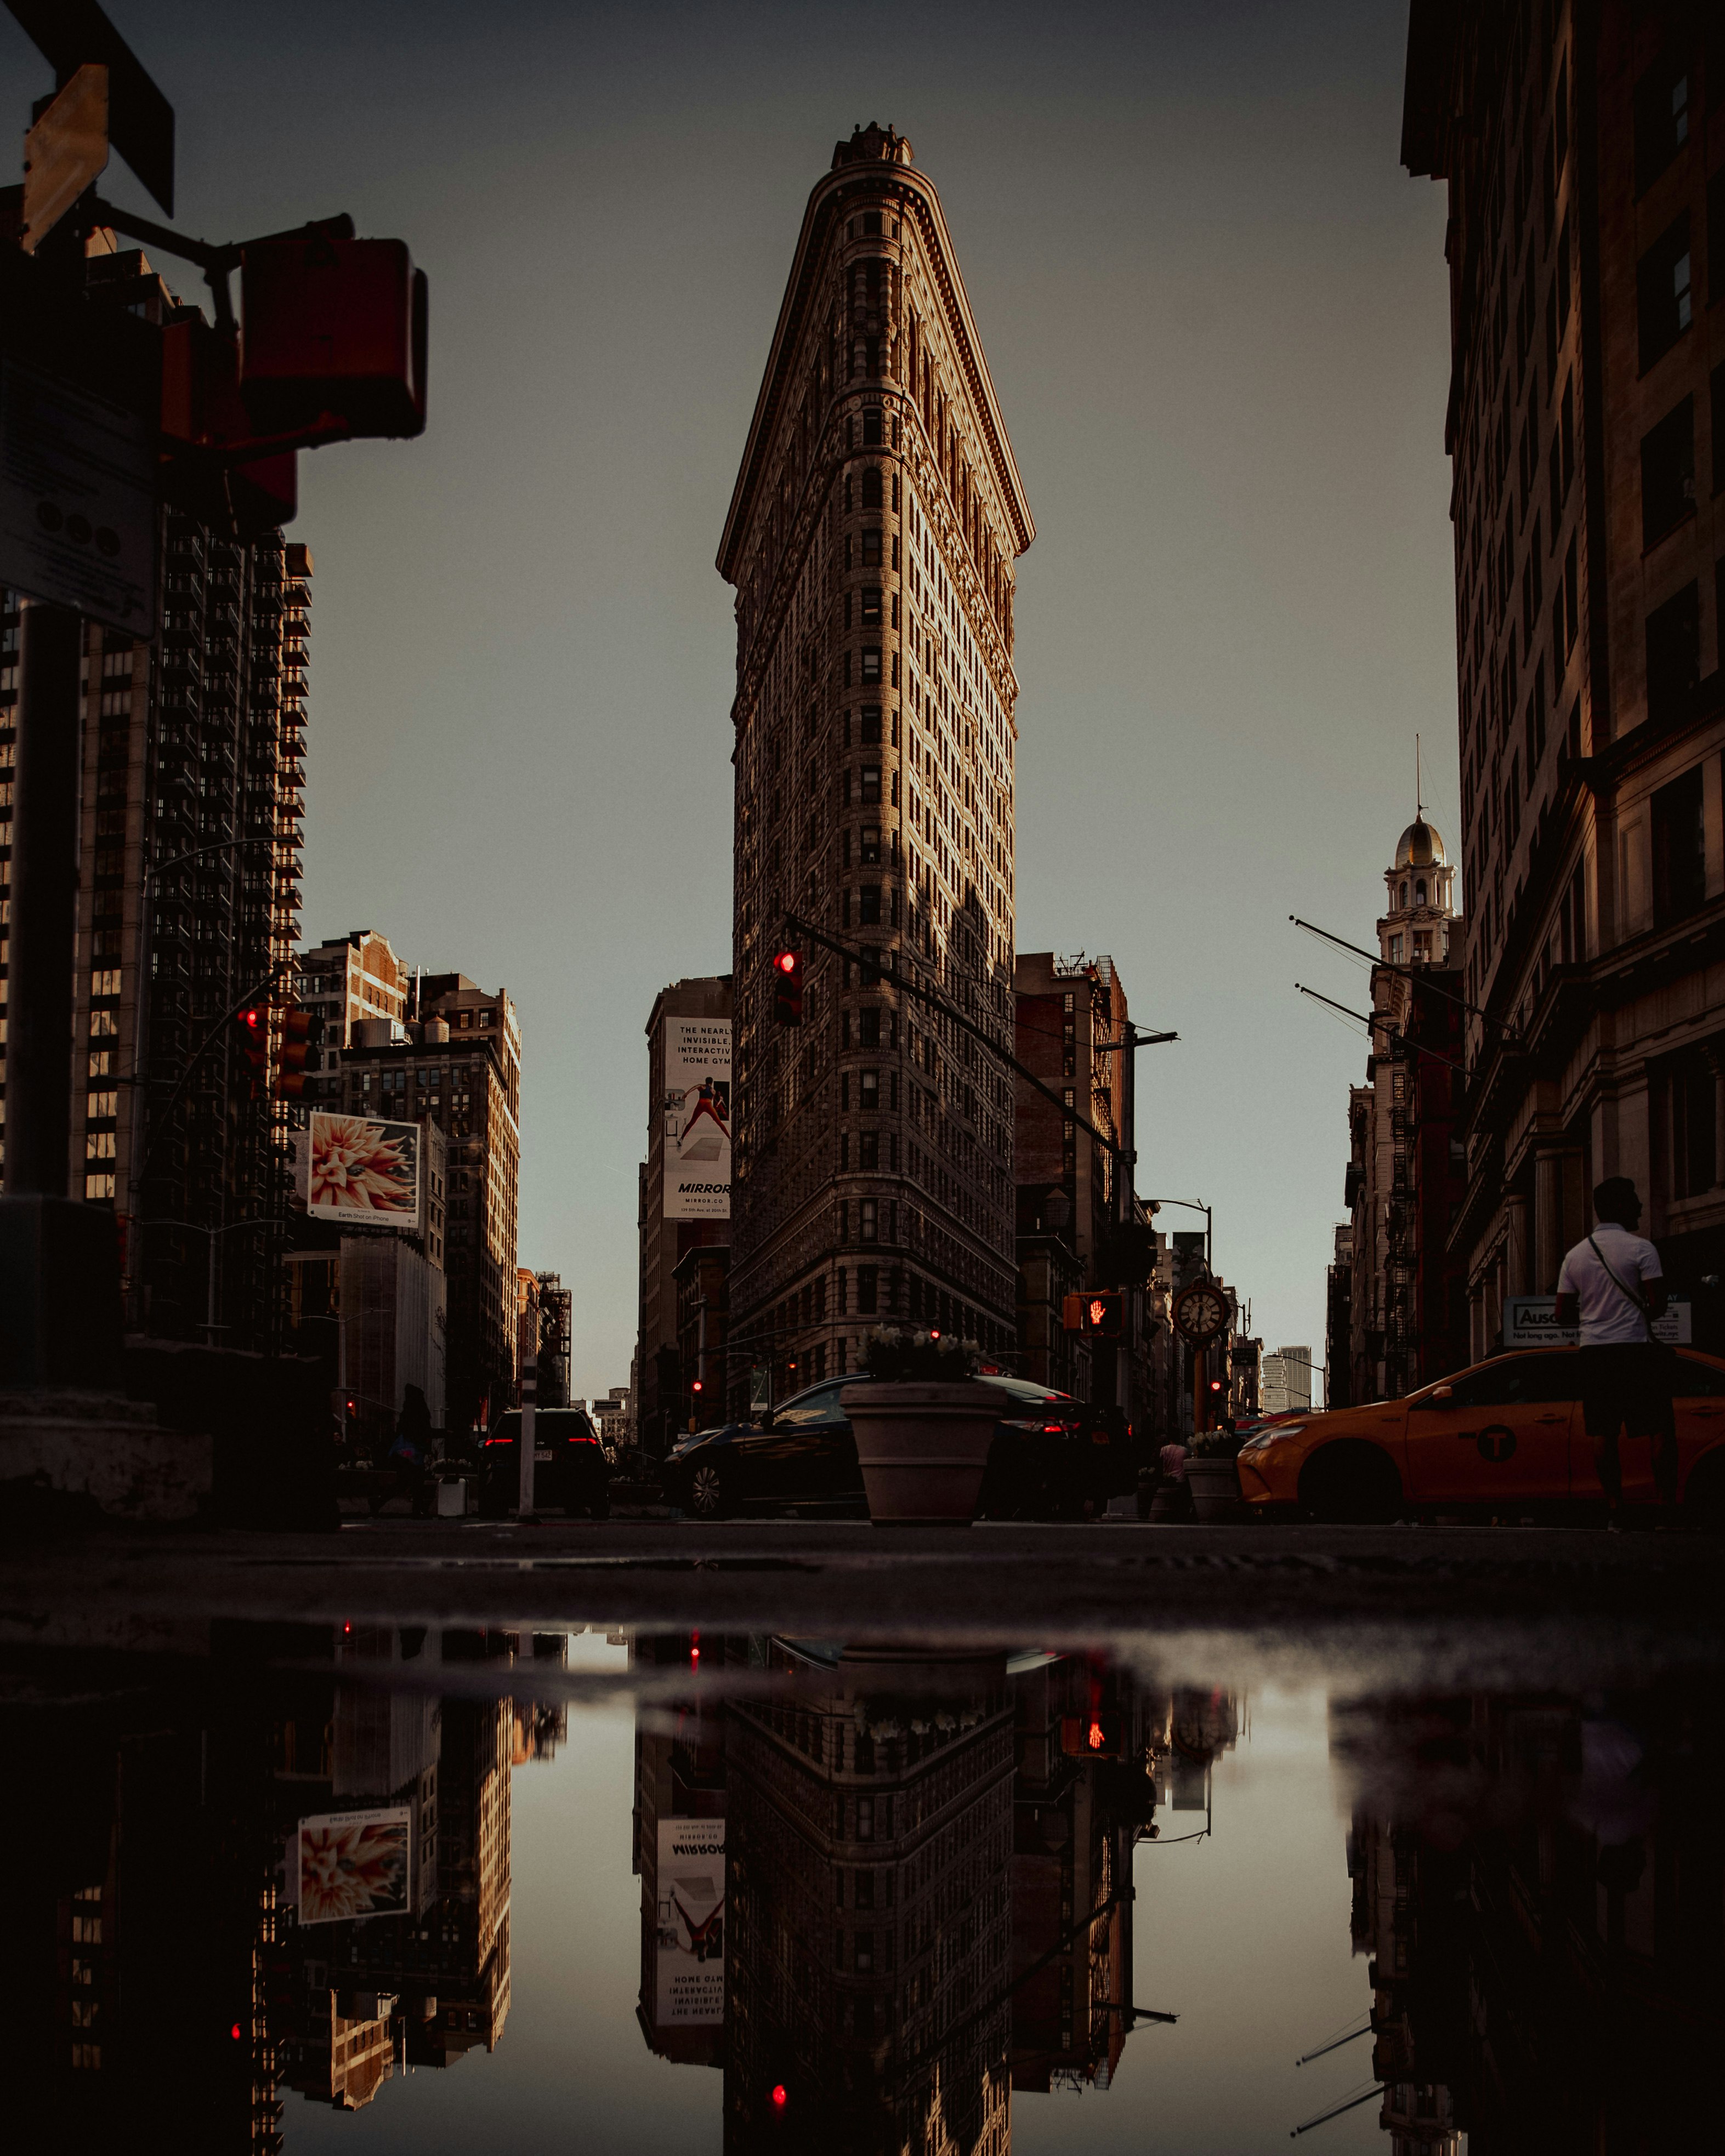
<box><xmin>1587</xmin><ymin>1233</ymin><xmax>1653</xmax><ymax>1338</ymax></box>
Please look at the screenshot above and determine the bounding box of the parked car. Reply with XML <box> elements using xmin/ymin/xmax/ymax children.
<box><xmin>1235</xmin><ymin>1344</ymin><xmax>1725</xmax><ymax>1522</ymax></box>
<box><xmin>660</xmin><ymin>1373</ymin><xmax>1136</xmax><ymax>1520</ymax></box>
<box><xmin>478</xmin><ymin>1407</ymin><xmax>611</xmax><ymax>1517</ymax></box>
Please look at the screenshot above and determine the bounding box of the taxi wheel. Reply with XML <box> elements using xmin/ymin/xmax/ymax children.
<box><xmin>1298</xmin><ymin>1442</ymin><xmax>1402</xmax><ymax>1525</ymax></box>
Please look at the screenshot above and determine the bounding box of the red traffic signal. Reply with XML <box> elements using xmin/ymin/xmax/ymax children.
<box><xmin>234</xmin><ymin>1005</ymin><xmax>270</xmax><ymax>1089</ymax></box>
<box><xmin>771</xmin><ymin>949</ymin><xmax>804</xmax><ymax>1026</ymax></box>
<box><xmin>240</xmin><ymin>234</ymin><xmax>428</xmax><ymax>440</ymax></box>
<box><xmin>273</xmin><ymin>1007</ymin><xmax>321</xmax><ymax>1099</ymax></box>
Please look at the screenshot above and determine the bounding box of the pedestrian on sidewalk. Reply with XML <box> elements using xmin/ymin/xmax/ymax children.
<box><xmin>1554</xmin><ymin>1176</ymin><xmax>1675</xmax><ymax>1528</ymax></box>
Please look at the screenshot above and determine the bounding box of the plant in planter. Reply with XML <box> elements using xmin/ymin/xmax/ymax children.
<box><xmin>861</xmin><ymin>1327</ymin><xmax>979</xmax><ymax>1383</ymax></box>
<box><xmin>843</xmin><ymin>1329</ymin><xmax>1001</xmax><ymax>1524</ymax></box>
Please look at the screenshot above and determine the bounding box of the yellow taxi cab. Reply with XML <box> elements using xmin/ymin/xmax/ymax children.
<box><xmin>1235</xmin><ymin>1344</ymin><xmax>1725</xmax><ymax>1522</ymax></box>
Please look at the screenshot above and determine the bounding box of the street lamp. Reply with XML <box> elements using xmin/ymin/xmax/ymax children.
<box><xmin>1148</xmin><ymin>1196</ymin><xmax>1212</xmax><ymax>1273</ymax></box>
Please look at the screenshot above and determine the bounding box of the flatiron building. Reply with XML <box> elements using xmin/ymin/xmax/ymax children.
<box><xmin>718</xmin><ymin>124</ymin><xmax>1034</xmax><ymax>1409</ymax></box>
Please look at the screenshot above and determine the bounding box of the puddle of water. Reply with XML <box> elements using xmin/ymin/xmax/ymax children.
<box><xmin>4</xmin><ymin>1620</ymin><xmax>1715</xmax><ymax>2151</ymax></box>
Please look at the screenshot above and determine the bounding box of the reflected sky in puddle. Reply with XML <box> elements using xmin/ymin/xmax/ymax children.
<box><xmin>5</xmin><ymin>1623</ymin><xmax>1715</xmax><ymax>2153</ymax></box>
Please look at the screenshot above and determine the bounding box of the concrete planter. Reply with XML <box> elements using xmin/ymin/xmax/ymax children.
<box><xmin>841</xmin><ymin>1380</ymin><xmax>1002</xmax><ymax>1524</ymax></box>
<box><xmin>1184</xmin><ymin>1453</ymin><xmax>1242</xmax><ymax>1523</ymax></box>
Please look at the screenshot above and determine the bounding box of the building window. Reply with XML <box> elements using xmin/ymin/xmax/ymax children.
<box><xmin>859</xmin><ymin>1131</ymin><xmax>879</xmax><ymax>1169</ymax></box>
<box><xmin>860</xmin><ymin>825</ymin><xmax>881</xmax><ymax>865</ymax></box>
<box><xmin>1652</xmin><ymin>763</ymin><xmax>1706</xmax><ymax>926</ymax></box>
<box><xmin>1711</xmin><ymin>361</ymin><xmax>1725</xmax><ymax>497</ymax></box>
<box><xmin>859</xmin><ymin>1203</ymin><xmax>878</xmax><ymax>1247</ymax></box>
<box><xmin>860</xmin><ymin>588</ymin><xmax>882</xmax><ymax>625</ymax></box>
<box><xmin>861</xmin><ymin>766</ymin><xmax>881</xmax><ymax>805</ymax></box>
<box><xmin>839</xmin><ymin>1131</ymin><xmax>850</xmax><ymax>1171</ymax></box>
<box><xmin>862</xmin><ymin>406</ymin><xmax>883</xmax><ymax>445</ymax></box>
<box><xmin>1646</xmin><ymin>582</ymin><xmax>1699</xmax><ymax>724</ymax></box>
<box><xmin>858</xmin><ymin>1006</ymin><xmax>881</xmax><ymax>1046</ymax></box>
<box><xmin>861</xmin><ymin>529</ymin><xmax>882</xmax><ymax>566</ymax></box>
<box><xmin>861</xmin><ymin>468</ymin><xmax>883</xmax><ymax>508</ymax></box>
<box><xmin>861</xmin><ymin>647</ymin><xmax>882</xmax><ymax>682</ymax></box>
<box><xmin>1632</xmin><ymin>52</ymin><xmax>1690</xmax><ymax>196</ymax></box>
<box><xmin>858</xmin><ymin>1260</ymin><xmax>878</xmax><ymax>1306</ymax></box>
<box><xmin>1636</xmin><ymin>214</ymin><xmax>1692</xmax><ymax>372</ymax></box>
<box><xmin>859</xmin><ymin>885</ymin><xmax>881</xmax><ymax>924</ymax></box>
<box><xmin>860</xmin><ymin>1070</ymin><xmax>879</xmax><ymax>1109</ymax></box>
<box><xmin>1413</xmin><ymin>930</ymin><xmax>1433</xmax><ymax>961</ymax></box>
<box><xmin>1659</xmin><ymin>1049</ymin><xmax>1716</xmax><ymax>1200</ymax></box>
<box><xmin>860</xmin><ymin>705</ymin><xmax>882</xmax><ymax>743</ymax></box>
<box><xmin>1641</xmin><ymin>396</ymin><xmax>1694</xmax><ymax>547</ymax></box>
<box><xmin>1388</xmin><ymin>934</ymin><xmax>1404</xmax><ymax>963</ymax></box>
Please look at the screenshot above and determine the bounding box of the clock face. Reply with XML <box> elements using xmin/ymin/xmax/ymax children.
<box><xmin>1174</xmin><ymin>1285</ymin><xmax>1228</xmax><ymax>1342</ymax></box>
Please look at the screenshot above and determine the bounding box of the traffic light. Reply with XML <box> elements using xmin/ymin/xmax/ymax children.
<box><xmin>770</xmin><ymin>949</ymin><xmax>804</xmax><ymax>1026</ymax></box>
<box><xmin>1063</xmin><ymin>1291</ymin><xmax>1124</xmax><ymax>1338</ymax></box>
<box><xmin>234</xmin><ymin>1004</ymin><xmax>270</xmax><ymax>1091</ymax></box>
<box><xmin>273</xmin><ymin>1008</ymin><xmax>322</xmax><ymax>1099</ymax></box>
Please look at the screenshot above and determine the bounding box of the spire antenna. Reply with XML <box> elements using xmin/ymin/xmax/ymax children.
<box><xmin>1416</xmin><ymin>732</ymin><xmax>1423</xmax><ymax>820</ymax></box>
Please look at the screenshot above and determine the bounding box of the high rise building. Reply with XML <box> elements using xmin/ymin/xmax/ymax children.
<box><xmin>1259</xmin><ymin>1346</ymin><xmax>1315</xmax><ymax>1416</ymax></box>
<box><xmin>0</xmin><ymin>242</ymin><xmax>310</xmax><ymax>1354</ymax></box>
<box><xmin>1404</xmin><ymin>6</ymin><xmax>1725</xmax><ymax>1353</ymax></box>
<box><xmin>534</xmin><ymin>1270</ymin><xmax>572</xmax><ymax>1406</ymax></box>
<box><xmin>297</xmin><ymin>930</ymin><xmax>411</xmax><ymax>1068</ymax></box>
<box><xmin>1013</xmin><ymin>953</ymin><xmax>1156</xmax><ymax>1409</ymax></box>
<box><xmin>718</xmin><ymin>124</ymin><xmax>1034</xmax><ymax>1412</ymax></box>
<box><xmin>1338</xmin><ymin>819</ymin><xmax>1467</xmax><ymax>1401</ymax></box>
<box><xmin>638</xmin><ymin>977</ymin><xmax>733</xmax><ymax>1455</ymax></box>
<box><xmin>322</xmin><ymin>970</ymin><xmax>520</xmax><ymax>1432</ymax></box>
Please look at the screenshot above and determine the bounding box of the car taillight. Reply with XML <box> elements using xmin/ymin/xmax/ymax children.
<box><xmin>483</xmin><ymin>1435</ymin><xmax>512</xmax><ymax>1447</ymax></box>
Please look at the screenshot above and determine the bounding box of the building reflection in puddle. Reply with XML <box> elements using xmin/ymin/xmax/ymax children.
<box><xmin>5</xmin><ymin>1626</ymin><xmax>1721</xmax><ymax>2152</ymax></box>
<box><xmin>631</xmin><ymin>1636</ymin><xmax>1238</xmax><ymax>2153</ymax></box>
<box><xmin>1330</xmin><ymin>1682</ymin><xmax>1724</xmax><ymax>2153</ymax></box>
<box><xmin>0</xmin><ymin>1621</ymin><xmax>571</xmax><ymax>2148</ymax></box>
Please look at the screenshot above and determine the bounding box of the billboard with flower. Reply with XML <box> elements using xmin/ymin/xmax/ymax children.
<box><xmin>296</xmin><ymin>1806</ymin><xmax>413</xmax><ymax>1925</ymax></box>
<box><xmin>307</xmin><ymin>1111</ymin><xmax>421</xmax><ymax>1227</ymax></box>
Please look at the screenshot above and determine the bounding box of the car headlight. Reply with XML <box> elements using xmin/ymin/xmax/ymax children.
<box><xmin>1239</xmin><ymin>1424</ymin><xmax>1304</xmax><ymax>1454</ymax></box>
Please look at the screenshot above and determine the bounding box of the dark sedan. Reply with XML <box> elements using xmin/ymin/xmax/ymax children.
<box><xmin>661</xmin><ymin>1374</ymin><xmax>1134</xmax><ymax>1520</ymax></box>
<box><xmin>478</xmin><ymin>1407</ymin><xmax>611</xmax><ymax>1517</ymax></box>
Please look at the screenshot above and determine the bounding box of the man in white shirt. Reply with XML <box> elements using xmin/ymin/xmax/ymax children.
<box><xmin>1554</xmin><ymin>1176</ymin><xmax>1674</xmax><ymax>1524</ymax></box>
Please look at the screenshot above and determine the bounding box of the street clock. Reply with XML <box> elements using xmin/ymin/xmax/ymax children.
<box><xmin>1172</xmin><ymin>1282</ymin><xmax>1229</xmax><ymax>1344</ymax></box>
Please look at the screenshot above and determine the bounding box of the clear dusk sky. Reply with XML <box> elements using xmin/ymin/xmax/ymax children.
<box><xmin>2</xmin><ymin>1</ymin><xmax>1457</xmax><ymax>1399</ymax></box>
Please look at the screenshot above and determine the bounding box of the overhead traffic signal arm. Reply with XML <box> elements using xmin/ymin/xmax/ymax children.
<box><xmin>781</xmin><ymin>911</ymin><xmax>1165</xmax><ymax>1168</ymax></box>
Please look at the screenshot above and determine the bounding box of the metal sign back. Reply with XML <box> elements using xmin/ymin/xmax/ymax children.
<box><xmin>0</xmin><ymin>356</ymin><xmax>158</xmax><ymax>635</ymax></box>
<box><xmin>5</xmin><ymin>0</ymin><xmax>174</xmax><ymax>215</ymax></box>
<box><xmin>20</xmin><ymin>63</ymin><xmax>110</xmax><ymax>254</ymax></box>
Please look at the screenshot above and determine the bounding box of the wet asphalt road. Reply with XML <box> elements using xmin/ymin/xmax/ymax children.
<box><xmin>5</xmin><ymin>1517</ymin><xmax>1721</xmax><ymax>1688</ymax></box>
